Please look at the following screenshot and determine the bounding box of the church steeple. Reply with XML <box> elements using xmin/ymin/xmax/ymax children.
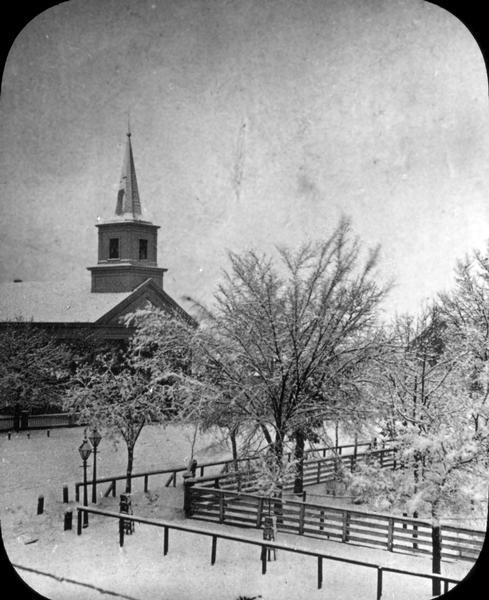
<box><xmin>87</xmin><ymin>130</ymin><xmax>166</xmax><ymax>293</ymax></box>
<box><xmin>115</xmin><ymin>131</ymin><xmax>142</xmax><ymax>219</ymax></box>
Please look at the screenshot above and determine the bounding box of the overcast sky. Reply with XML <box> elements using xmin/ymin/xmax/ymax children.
<box><xmin>1</xmin><ymin>0</ymin><xmax>489</xmax><ymax>318</ymax></box>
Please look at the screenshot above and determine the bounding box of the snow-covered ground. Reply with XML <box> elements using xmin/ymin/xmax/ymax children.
<box><xmin>0</xmin><ymin>426</ymin><xmax>475</xmax><ymax>599</ymax></box>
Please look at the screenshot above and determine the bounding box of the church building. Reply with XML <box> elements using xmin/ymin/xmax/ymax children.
<box><xmin>0</xmin><ymin>131</ymin><xmax>193</xmax><ymax>340</ymax></box>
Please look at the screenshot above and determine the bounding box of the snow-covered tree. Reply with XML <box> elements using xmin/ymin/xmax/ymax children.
<box><xmin>64</xmin><ymin>323</ymin><xmax>193</xmax><ymax>492</ymax></box>
<box><xmin>0</xmin><ymin>323</ymin><xmax>72</xmax><ymax>413</ymax></box>
<box><xmin>352</xmin><ymin>309</ymin><xmax>488</xmax><ymax>594</ymax></box>
<box><xmin>191</xmin><ymin>218</ymin><xmax>388</xmax><ymax>493</ymax></box>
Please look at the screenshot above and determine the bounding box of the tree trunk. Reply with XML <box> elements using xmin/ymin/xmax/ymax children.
<box><xmin>230</xmin><ymin>426</ymin><xmax>241</xmax><ymax>492</ymax></box>
<box><xmin>431</xmin><ymin>510</ymin><xmax>442</xmax><ymax>596</ymax></box>
<box><xmin>126</xmin><ymin>445</ymin><xmax>134</xmax><ymax>493</ymax></box>
<box><xmin>230</xmin><ymin>427</ymin><xmax>239</xmax><ymax>473</ymax></box>
<box><xmin>293</xmin><ymin>430</ymin><xmax>305</xmax><ymax>495</ymax></box>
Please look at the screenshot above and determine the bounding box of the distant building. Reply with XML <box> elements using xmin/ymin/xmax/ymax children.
<box><xmin>0</xmin><ymin>131</ymin><xmax>193</xmax><ymax>341</ymax></box>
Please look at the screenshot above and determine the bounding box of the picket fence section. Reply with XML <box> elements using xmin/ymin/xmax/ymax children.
<box><xmin>187</xmin><ymin>486</ymin><xmax>484</xmax><ymax>563</ymax></box>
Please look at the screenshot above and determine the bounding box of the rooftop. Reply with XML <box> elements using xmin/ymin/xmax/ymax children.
<box><xmin>0</xmin><ymin>281</ymin><xmax>131</xmax><ymax>323</ymax></box>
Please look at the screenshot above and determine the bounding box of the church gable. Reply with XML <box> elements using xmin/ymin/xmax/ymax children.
<box><xmin>95</xmin><ymin>279</ymin><xmax>194</xmax><ymax>327</ymax></box>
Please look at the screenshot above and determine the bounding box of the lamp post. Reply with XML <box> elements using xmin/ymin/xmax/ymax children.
<box><xmin>88</xmin><ymin>428</ymin><xmax>102</xmax><ymax>504</ymax></box>
<box><xmin>78</xmin><ymin>432</ymin><xmax>92</xmax><ymax>527</ymax></box>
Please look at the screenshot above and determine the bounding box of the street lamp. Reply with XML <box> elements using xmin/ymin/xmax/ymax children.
<box><xmin>88</xmin><ymin>428</ymin><xmax>102</xmax><ymax>504</ymax></box>
<box><xmin>78</xmin><ymin>432</ymin><xmax>92</xmax><ymax>527</ymax></box>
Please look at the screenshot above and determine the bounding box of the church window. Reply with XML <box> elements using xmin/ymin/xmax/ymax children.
<box><xmin>109</xmin><ymin>238</ymin><xmax>119</xmax><ymax>259</ymax></box>
<box><xmin>139</xmin><ymin>239</ymin><xmax>148</xmax><ymax>260</ymax></box>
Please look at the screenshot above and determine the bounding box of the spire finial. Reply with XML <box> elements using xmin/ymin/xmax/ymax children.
<box><xmin>127</xmin><ymin>111</ymin><xmax>131</xmax><ymax>138</ymax></box>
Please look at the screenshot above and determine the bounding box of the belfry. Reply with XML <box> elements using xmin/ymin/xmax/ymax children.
<box><xmin>0</xmin><ymin>129</ymin><xmax>193</xmax><ymax>339</ymax></box>
<box><xmin>87</xmin><ymin>131</ymin><xmax>166</xmax><ymax>293</ymax></box>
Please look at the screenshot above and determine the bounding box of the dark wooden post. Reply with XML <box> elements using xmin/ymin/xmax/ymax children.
<box><xmin>319</xmin><ymin>510</ymin><xmax>325</xmax><ymax>532</ymax></box>
<box><xmin>219</xmin><ymin>493</ymin><xmax>225</xmax><ymax>523</ymax></box>
<box><xmin>317</xmin><ymin>556</ymin><xmax>323</xmax><ymax>589</ymax></box>
<box><xmin>183</xmin><ymin>472</ymin><xmax>195</xmax><ymax>518</ymax></box>
<box><xmin>432</xmin><ymin>524</ymin><xmax>442</xmax><ymax>596</ymax></box>
<box><xmin>119</xmin><ymin>517</ymin><xmax>124</xmax><ymax>547</ymax></box>
<box><xmin>260</xmin><ymin>545</ymin><xmax>267</xmax><ymax>574</ymax></box>
<box><xmin>37</xmin><ymin>495</ymin><xmax>44</xmax><ymax>515</ymax></box>
<box><xmin>64</xmin><ymin>510</ymin><xmax>73</xmax><ymax>531</ymax></box>
<box><xmin>256</xmin><ymin>497</ymin><xmax>264</xmax><ymax>528</ymax></box>
<box><xmin>298</xmin><ymin>503</ymin><xmax>305</xmax><ymax>535</ymax></box>
<box><xmin>342</xmin><ymin>511</ymin><xmax>350</xmax><ymax>542</ymax></box>
<box><xmin>376</xmin><ymin>567</ymin><xmax>383</xmax><ymax>600</ymax></box>
<box><xmin>387</xmin><ymin>517</ymin><xmax>394</xmax><ymax>551</ymax></box>
<box><xmin>144</xmin><ymin>475</ymin><xmax>149</xmax><ymax>493</ymax></box>
<box><xmin>163</xmin><ymin>527</ymin><xmax>169</xmax><ymax>555</ymax></box>
<box><xmin>412</xmin><ymin>511</ymin><xmax>418</xmax><ymax>549</ymax></box>
<box><xmin>211</xmin><ymin>535</ymin><xmax>217</xmax><ymax>565</ymax></box>
<box><xmin>77</xmin><ymin>509</ymin><xmax>82</xmax><ymax>535</ymax></box>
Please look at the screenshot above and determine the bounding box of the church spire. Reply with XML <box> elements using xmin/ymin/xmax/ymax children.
<box><xmin>115</xmin><ymin>130</ymin><xmax>142</xmax><ymax>219</ymax></box>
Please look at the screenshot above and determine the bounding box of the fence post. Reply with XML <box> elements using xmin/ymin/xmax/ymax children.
<box><xmin>77</xmin><ymin>509</ymin><xmax>82</xmax><ymax>535</ymax></box>
<box><xmin>144</xmin><ymin>475</ymin><xmax>149</xmax><ymax>493</ymax></box>
<box><xmin>173</xmin><ymin>471</ymin><xmax>177</xmax><ymax>487</ymax></box>
<box><xmin>376</xmin><ymin>567</ymin><xmax>383</xmax><ymax>600</ymax></box>
<box><xmin>261</xmin><ymin>545</ymin><xmax>267</xmax><ymax>574</ymax></box>
<box><xmin>64</xmin><ymin>510</ymin><xmax>73</xmax><ymax>531</ymax></box>
<box><xmin>317</xmin><ymin>556</ymin><xmax>323</xmax><ymax>589</ymax></box>
<box><xmin>317</xmin><ymin>461</ymin><xmax>321</xmax><ymax>483</ymax></box>
<box><xmin>119</xmin><ymin>517</ymin><xmax>124</xmax><ymax>547</ymax></box>
<box><xmin>342</xmin><ymin>511</ymin><xmax>350</xmax><ymax>542</ymax></box>
<box><xmin>387</xmin><ymin>518</ymin><xmax>394</xmax><ymax>551</ymax></box>
<box><xmin>112</xmin><ymin>479</ymin><xmax>117</xmax><ymax>497</ymax></box>
<box><xmin>163</xmin><ymin>526</ymin><xmax>169</xmax><ymax>555</ymax></box>
<box><xmin>256</xmin><ymin>497</ymin><xmax>264</xmax><ymax>528</ymax></box>
<box><xmin>211</xmin><ymin>535</ymin><xmax>217</xmax><ymax>565</ymax></box>
<box><xmin>298</xmin><ymin>503</ymin><xmax>305</xmax><ymax>535</ymax></box>
<box><xmin>219</xmin><ymin>493</ymin><xmax>225</xmax><ymax>523</ymax></box>
<box><xmin>380</xmin><ymin>450</ymin><xmax>384</xmax><ymax>468</ymax></box>
<box><xmin>183</xmin><ymin>472</ymin><xmax>195</xmax><ymax>518</ymax></box>
<box><xmin>412</xmin><ymin>512</ymin><xmax>418</xmax><ymax>550</ymax></box>
<box><xmin>37</xmin><ymin>495</ymin><xmax>44</xmax><ymax>515</ymax></box>
<box><xmin>319</xmin><ymin>510</ymin><xmax>325</xmax><ymax>532</ymax></box>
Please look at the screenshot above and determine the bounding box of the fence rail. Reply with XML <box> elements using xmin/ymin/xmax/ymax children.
<box><xmin>73</xmin><ymin>440</ymin><xmax>381</xmax><ymax>502</ymax></box>
<box><xmin>193</xmin><ymin>447</ymin><xmax>397</xmax><ymax>495</ymax></box>
<box><xmin>187</xmin><ymin>485</ymin><xmax>485</xmax><ymax>563</ymax></box>
<box><xmin>75</xmin><ymin>505</ymin><xmax>460</xmax><ymax>599</ymax></box>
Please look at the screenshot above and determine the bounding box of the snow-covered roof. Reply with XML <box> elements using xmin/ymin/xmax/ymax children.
<box><xmin>0</xmin><ymin>281</ymin><xmax>131</xmax><ymax>323</ymax></box>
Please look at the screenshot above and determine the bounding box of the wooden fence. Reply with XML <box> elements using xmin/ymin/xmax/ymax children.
<box><xmin>192</xmin><ymin>447</ymin><xmax>397</xmax><ymax>496</ymax></box>
<box><xmin>0</xmin><ymin>412</ymin><xmax>80</xmax><ymax>431</ymax></box>
<box><xmin>186</xmin><ymin>486</ymin><xmax>484</xmax><ymax>563</ymax></box>
<box><xmin>73</xmin><ymin>440</ymin><xmax>378</xmax><ymax>502</ymax></box>
<box><xmin>75</xmin><ymin>505</ymin><xmax>460</xmax><ymax>599</ymax></box>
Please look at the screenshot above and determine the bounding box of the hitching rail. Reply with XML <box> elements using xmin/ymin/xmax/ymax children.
<box><xmin>75</xmin><ymin>506</ymin><xmax>459</xmax><ymax>599</ymax></box>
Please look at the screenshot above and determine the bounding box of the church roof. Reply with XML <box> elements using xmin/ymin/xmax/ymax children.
<box><xmin>0</xmin><ymin>278</ymin><xmax>196</xmax><ymax>327</ymax></box>
<box><xmin>0</xmin><ymin>281</ymin><xmax>132</xmax><ymax>323</ymax></box>
<box><xmin>114</xmin><ymin>132</ymin><xmax>142</xmax><ymax>220</ymax></box>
